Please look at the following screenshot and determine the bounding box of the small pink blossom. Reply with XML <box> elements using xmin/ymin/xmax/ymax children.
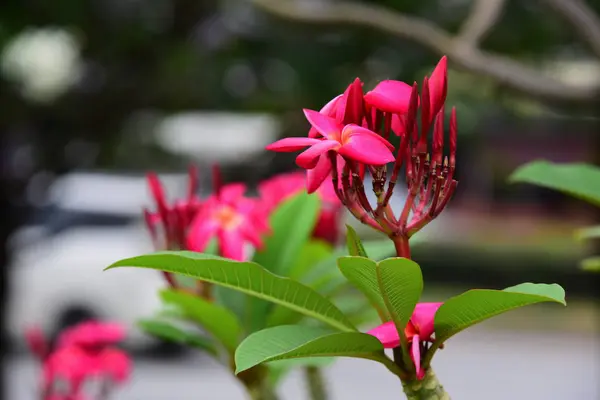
<box><xmin>367</xmin><ymin>302</ymin><xmax>442</xmax><ymax>379</ymax></box>
<box><xmin>187</xmin><ymin>183</ymin><xmax>269</xmax><ymax>261</ymax></box>
<box><xmin>364</xmin><ymin>80</ymin><xmax>414</xmax><ymax>114</ymax></box>
<box><xmin>57</xmin><ymin>321</ymin><xmax>126</xmax><ymax>349</ymax></box>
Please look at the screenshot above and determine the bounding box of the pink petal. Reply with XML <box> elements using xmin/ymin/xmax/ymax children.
<box><xmin>411</xmin><ymin>334</ymin><xmax>424</xmax><ymax>380</ymax></box>
<box><xmin>338</xmin><ymin>128</ymin><xmax>395</xmax><ymax>166</ymax></box>
<box><xmin>296</xmin><ymin>140</ymin><xmax>341</xmax><ymax>169</ymax></box>
<box><xmin>303</xmin><ymin>109</ymin><xmax>343</xmax><ymax>140</ymax></box>
<box><xmin>364</xmin><ymin>80</ymin><xmax>413</xmax><ymax>114</ymax></box>
<box><xmin>220</xmin><ymin>183</ymin><xmax>247</xmax><ymax>203</ymax></box>
<box><xmin>340</xmin><ymin>78</ymin><xmax>365</xmax><ymax>125</ymax></box>
<box><xmin>341</xmin><ymin>124</ymin><xmax>395</xmax><ymax>150</ymax></box>
<box><xmin>99</xmin><ymin>348</ymin><xmax>131</xmax><ymax>383</ymax></box>
<box><xmin>309</xmin><ymin>95</ymin><xmax>343</xmax><ymax>138</ymax></box>
<box><xmin>391</xmin><ymin>114</ymin><xmax>406</xmax><ymax>137</ymax></box>
<box><xmin>266</xmin><ymin>137</ymin><xmax>321</xmax><ymax>152</ymax></box>
<box><xmin>411</xmin><ymin>302</ymin><xmax>443</xmax><ymax>339</ymax></box>
<box><xmin>218</xmin><ymin>228</ymin><xmax>246</xmax><ymax>261</ymax></box>
<box><xmin>366</xmin><ymin>321</ymin><xmax>400</xmax><ymax>349</ymax></box>
<box><xmin>429</xmin><ymin>56</ymin><xmax>448</xmax><ymax>119</ymax></box>
<box><xmin>306</xmin><ymin>154</ymin><xmax>333</xmax><ymax>193</ymax></box>
<box><xmin>239</xmin><ymin>223</ymin><xmax>264</xmax><ymax>249</ymax></box>
<box><xmin>186</xmin><ymin>217</ymin><xmax>219</xmax><ymax>252</ymax></box>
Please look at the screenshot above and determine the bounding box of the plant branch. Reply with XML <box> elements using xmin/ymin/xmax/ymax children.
<box><xmin>541</xmin><ymin>0</ymin><xmax>600</xmax><ymax>59</ymax></box>
<box><xmin>250</xmin><ymin>0</ymin><xmax>600</xmax><ymax>104</ymax></box>
<box><xmin>457</xmin><ymin>0</ymin><xmax>508</xmax><ymax>48</ymax></box>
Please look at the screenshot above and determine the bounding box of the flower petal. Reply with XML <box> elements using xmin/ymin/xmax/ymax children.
<box><xmin>296</xmin><ymin>140</ymin><xmax>340</xmax><ymax>169</ymax></box>
<box><xmin>218</xmin><ymin>228</ymin><xmax>246</xmax><ymax>261</ymax></box>
<box><xmin>364</xmin><ymin>80</ymin><xmax>413</xmax><ymax>114</ymax></box>
<box><xmin>411</xmin><ymin>334</ymin><xmax>424</xmax><ymax>380</ymax></box>
<box><xmin>391</xmin><ymin>114</ymin><xmax>406</xmax><ymax>137</ymax></box>
<box><xmin>309</xmin><ymin>95</ymin><xmax>343</xmax><ymax>138</ymax></box>
<box><xmin>411</xmin><ymin>302</ymin><xmax>443</xmax><ymax>339</ymax></box>
<box><xmin>429</xmin><ymin>56</ymin><xmax>447</xmax><ymax>120</ymax></box>
<box><xmin>220</xmin><ymin>183</ymin><xmax>247</xmax><ymax>203</ymax></box>
<box><xmin>341</xmin><ymin>124</ymin><xmax>395</xmax><ymax>150</ymax></box>
<box><xmin>339</xmin><ymin>127</ymin><xmax>395</xmax><ymax>166</ymax></box>
<box><xmin>306</xmin><ymin>154</ymin><xmax>332</xmax><ymax>193</ymax></box>
<box><xmin>187</xmin><ymin>217</ymin><xmax>219</xmax><ymax>252</ymax></box>
<box><xmin>366</xmin><ymin>321</ymin><xmax>400</xmax><ymax>349</ymax></box>
<box><xmin>266</xmin><ymin>137</ymin><xmax>321</xmax><ymax>152</ymax></box>
<box><xmin>303</xmin><ymin>109</ymin><xmax>343</xmax><ymax>140</ymax></box>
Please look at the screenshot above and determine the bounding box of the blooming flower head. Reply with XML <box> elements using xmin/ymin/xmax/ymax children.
<box><xmin>258</xmin><ymin>171</ymin><xmax>344</xmax><ymax>244</ymax></box>
<box><xmin>265</xmin><ymin>57</ymin><xmax>456</xmax><ymax>249</ymax></box>
<box><xmin>367</xmin><ymin>302</ymin><xmax>442</xmax><ymax>379</ymax></box>
<box><xmin>187</xmin><ymin>167</ymin><xmax>270</xmax><ymax>261</ymax></box>
<box><xmin>57</xmin><ymin>321</ymin><xmax>126</xmax><ymax>350</ymax></box>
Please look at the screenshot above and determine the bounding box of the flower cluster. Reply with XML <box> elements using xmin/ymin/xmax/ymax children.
<box><xmin>144</xmin><ymin>165</ymin><xmax>345</xmax><ymax>285</ymax></box>
<box><xmin>267</xmin><ymin>57</ymin><xmax>457</xmax><ymax>257</ymax></box>
<box><xmin>26</xmin><ymin>321</ymin><xmax>131</xmax><ymax>400</ymax></box>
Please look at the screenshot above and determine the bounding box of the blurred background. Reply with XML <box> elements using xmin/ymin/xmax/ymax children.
<box><xmin>1</xmin><ymin>0</ymin><xmax>599</xmax><ymax>399</ymax></box>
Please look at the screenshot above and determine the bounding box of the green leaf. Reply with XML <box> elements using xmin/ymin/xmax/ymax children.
<box><xmin>576</xmin><ymin>225</ymin><xmax>600</xmax><ymax>241</ymax></box>
<box><xmin>234</xmin><ymin>325</ymin><xmax>384</xmax><ymax>374</ymax></box>
<box><xmin>138</xmin><ymin>319</ymin><xmax>217</xmax><ymax>355</ymax></box>
<box><xmin>267</xmin><ymin>357</ymin><xmax>335</xmax><ymax>386</ymax></box>
<box><xmin>288</xmin><ymin>240</ymin><xmax>334</xmax><ymax>281</ymax></box>
<box><xmin>107</xmin><ymin>252</ymin><xmax>356</xmax><ymax>332</ymax></box>
<box><xmin>509</xmin><ymin>161</ymin><xmax>600</xmax><ymax>206</ymax></box>
<box><xmin>160</xmin><ymin>289</ymin><xmax>242</xmax><ymax>353</ymax></box>
<box><xmin>337</xmin><ymin>256</ymin><xmax>389</xmax><ymax>321</ymax></box>
<box><xmin>345</xmin><ymin>225</ymin><xmax>368</xmax><ymax>257</ymax></box>
<box><xmin>434</xmin><ymin>283</ymin><xmax>567</xmax><ymax>343</ymax></box>
<box><xmin>252</xmin><ymin>192</ymin><xmax>321</xmax><ymax>275</ymax></box>
<box><xmin>248</xmin><ymin>193</ymin><xmax>320</xmax><ymax>331</ymax></box>
<box><xmin>581</xmin><ymin>256</ymin><xmax>600</xmax><ymax>272</ymax></box>
<box><xmin>376</xmin><ymin>258</ymin><xmax>424</xmax><ymax>339</ymax></box>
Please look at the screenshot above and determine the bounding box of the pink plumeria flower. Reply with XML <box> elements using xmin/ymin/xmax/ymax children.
<box><xmin>367</xmin><ymin>302</ymin><xmax>442</xmax><ymax>380</ymax></box>
<box><xmin>187</xmin><ymin>183</ymin><xmax>269</xmax><ymax>261</ymax></box>
<box><xmin>364</xmin><ymin>80</ymin><xmax>414</xmax><ymax>114</ymax></box>
<box><xmin>97</xmin><ymin>348</ymin><xmax>132</xmax><ymax>384</ymax></box>
<box><xmin>258</xmin><ymin>171</ymin><xmax>344</xmax><ymax>245</ymax></box>
<box><xmin>43</xmin><ymin>346</ymin><xmax>94</xmax><ymax>395</ymax></box>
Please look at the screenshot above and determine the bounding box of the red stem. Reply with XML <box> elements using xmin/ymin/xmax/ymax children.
<box><xmin>392</xmin><ymin>235</ymin><xmax>411</xmax><ymax>259</ymax></box>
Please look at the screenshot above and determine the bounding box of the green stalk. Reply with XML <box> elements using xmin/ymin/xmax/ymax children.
<box><xmin>304</xmin><ymin>366</ymin><xmax>328</xmax><ymax>400</ymax></box>
<box><xmin>401</xmin><ymin>369</ymin><xmax>450</xmax><ymax>400</ymax></box>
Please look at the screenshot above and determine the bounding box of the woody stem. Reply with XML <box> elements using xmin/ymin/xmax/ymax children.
<box><xmin>402</xmin><ymin>369</ymin><xmax>450</xmax><ymax>400</ymax></box>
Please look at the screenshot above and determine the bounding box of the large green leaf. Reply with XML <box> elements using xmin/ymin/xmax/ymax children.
<box><xmin>252</xmin><ymin>192</ymin><xmax>321</xmax><ymax>275</ymax></box>
<box><xmin>234</xmin><ymin>325</ymin><xmax>384</xmax><ymax>374</ymax></box>
<box><xmin>345</xmin><ymin>225</ymin><xmax>368</xmax><ymax>257</ymax></box>
<box><xmin>160</xmin><ymin>289</ymin><xmax>242</xmax><ymax>352</ymax></box>
<box><xmin>337</xmin><ymin>256</ymin><xmax>389</xmax><ymax>321</ymax></box>
<box><xmin>376</xmin><ymin>258</ymin><xmax>424</xmax><ymax>345</ymax></box>
<box><xmin>509</xmin><ymin>161</ymin><xmax>600</xmax><ymax>206</ymax></box>
<box><xmin>107</xmin><ymin>252</ymin><xmax>355</xmax><ymax>332</ymax></box>
<box><xmin>267</xmin><ymin>357</ymin><xmax>335</xmax><ymax>386</ymax></box>
<box><xmin>138</xmin><ymin>319</ymin><xmax>217</xmax><ymax>355</ymax></box>
<box><xmin>434</xmin><ymin>283</ymin><xmax>567</xmax><ymax>343</ymax></box>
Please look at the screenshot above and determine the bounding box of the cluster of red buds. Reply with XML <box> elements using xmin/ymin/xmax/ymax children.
<box><xmin>267</xmin><ymin>56</ymin><xmax>457</xmax><ymax>258</ymax></box>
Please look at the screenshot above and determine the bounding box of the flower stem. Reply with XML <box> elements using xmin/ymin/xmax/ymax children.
<box><xmin>402</xmin><ymin>369</ymin><xmax>450</xmax><ymax>400</ymax></box>
<box><xmin>304</xmin><ymin>366</ymin><xmax>328</xmax><ymax>400</ymax></box>
<box><xmin>392</xmin><ymin>235</ymin><xmax>411</xmax><ymax>259</ymax></box>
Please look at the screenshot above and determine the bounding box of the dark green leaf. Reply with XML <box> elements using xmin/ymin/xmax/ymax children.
<box><xmin>434</xmin><ymin>283</ymin><xmax>567</xmax><ymax>343</ymax></box>
<box><xmin>509</xmin><ymin>161</ymin><xmax>600</xmax><ymax>206</ymax></box>
<box><xmin>234</xmin><ymin>325</ymin><xmax>384</xmax><ymax>374</ymax></box>
<box><xmin>107</xmin><ymin>252</ymin><xmax>356</xmax><ymax>332</ymax></box>
<box><xmin>138</xmin><ymin>319</ymin><xmax>217</xmax><ymax>355</ymax></box>
<box><xmin>160</xmin><ymin>289</ymin><xmax>242</xmax><ymax>352</ymax></box>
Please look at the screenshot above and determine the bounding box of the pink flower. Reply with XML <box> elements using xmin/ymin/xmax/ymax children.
<box><xmin>428</xmin><ymin>56</ymin><xmax>448</xmax><ymax>122</ymax></box>
<box><xmin>367</xmin><ymin>302</ymin><xmax>442</xmax><ymax>379</ymax></box>
<box><xmin>187</xmin><ymin>183</ymin><xmax>269</xmax><ymax>261</ymax></box>
<box><xmin>269</xmin><ymin>109</ymin><xmax>394</xmax><ymax>169</ymax></box>
<box><xmin>43</xmin><ymin>346</ymin><xmax>94</xmax><ymax>394</ymax></box>
<box><xmin>57</xmin><ymin>321</ymin><xmax>126</xmax><ymax>349</ymax></box>
<box><xmin>258</xmin><ymin>171</ymin><xmax>344</xmax><ymax>245</ymax></box>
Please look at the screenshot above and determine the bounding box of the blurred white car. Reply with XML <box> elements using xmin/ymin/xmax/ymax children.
<box><xmin>6</xmin><ymin>172</ymin><xmax>189</xmax><ymax>352</ymax></box>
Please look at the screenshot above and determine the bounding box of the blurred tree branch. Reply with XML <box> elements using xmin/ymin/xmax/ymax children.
<box><xmin>250</xmin><ymin>0</ymin><xmax>600</xmax><ymax>105</ymax></box>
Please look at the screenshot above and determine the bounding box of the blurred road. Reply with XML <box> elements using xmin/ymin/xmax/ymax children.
<box><xmin>7</xmin><ymin>328</ymin><xmax>599</xmax><ymax>400</ymax></box>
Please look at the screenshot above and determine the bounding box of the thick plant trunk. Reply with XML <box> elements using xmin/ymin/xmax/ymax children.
<box><xmin>402</xmin><ymin>369</ymin><xmax>450</xmax><ymax>400</ymax></box>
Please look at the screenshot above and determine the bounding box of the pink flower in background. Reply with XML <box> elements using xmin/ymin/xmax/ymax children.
<box><xmin>187</xmin><ymin>182</ymin><xmax>270</xmax><ymax>261</ymax></box>
<box><xmin>28</xmin><ymin>321</ymin><xmax>131</xmax><ymax>400</ymax></box>
<box><xmin>25</xmin><ymin>326</ymin><xmax>49</xmax><ymax>360</ymax></box>
<box><xmin>258</xmin><ymin>171</ymin><xmax>344</xmax><ymax>245</ymax></box>
<box><xmin>367</xmin><ymin>302</ymin><xmax>442</xmax><ymax>379</ymax></box>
